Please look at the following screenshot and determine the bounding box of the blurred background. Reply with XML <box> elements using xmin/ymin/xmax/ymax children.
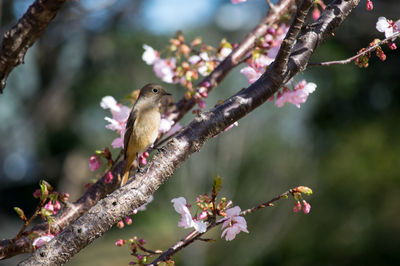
<box><xmin>1</xmin><ymin>0</ymin><xmax>400</xmax><ymax>265</ymax></box>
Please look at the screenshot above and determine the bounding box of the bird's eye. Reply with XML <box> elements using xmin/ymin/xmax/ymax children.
<box><xmin>152</xmin><ymin>88</ymin><xmax>158</xmax><ymax>93</ymax></box>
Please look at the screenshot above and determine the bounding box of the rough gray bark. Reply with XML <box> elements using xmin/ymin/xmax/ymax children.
<box><xmin>19</xmin><ymin>0</ymin><xmax>361</xmax><ymax>265</ymax></box>
<box><xmin>0</xmin><ymin>0</ymin><xmax>66</xmax><ymax>93</ymax></box>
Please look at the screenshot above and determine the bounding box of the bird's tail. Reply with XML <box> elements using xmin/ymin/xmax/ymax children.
<box><xmin>120</xmin><ymin>155</ymin><xmax>138</xmax><ymax>187</ymax></box>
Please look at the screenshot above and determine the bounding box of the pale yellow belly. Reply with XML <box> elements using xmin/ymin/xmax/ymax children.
<box><xmin>130</xmin><ymin>110</ymin><xmax>160</xmax><ymax>154</ymax></box>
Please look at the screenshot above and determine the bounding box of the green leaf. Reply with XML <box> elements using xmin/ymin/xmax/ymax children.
<box><xmin>212</xmin><ymin>175</ymin><xmax>222</xmax><ymax>195</ymax></box>
<box><xmin>14</xmin><ymin>207</ymin><xmax>27</xmax><ymax>221</ymax></box>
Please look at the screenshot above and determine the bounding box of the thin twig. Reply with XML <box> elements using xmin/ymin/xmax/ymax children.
<box><xmin>148</xmin><ymin>188</ymin><xmax>295</xmax><ymax>265</ymax></box>
<box><xmin>308</xmin><ymin>32</ymin><xmax>400</xmax><ymax>66</ymax></box>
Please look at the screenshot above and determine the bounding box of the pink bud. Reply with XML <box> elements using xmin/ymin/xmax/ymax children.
<box><xmin>197</xmin><ymin>99</ymin><xmax>206</xmax><ymax>109</ymax></box>
<box><xmin>200</xmin><ymin>92</ymin><xmax>208</xmax><ymax>98</ymax></box>
<box><xmin>366</xmin><ymin>0</ymin><xmax>373</xmax><ymax>11</ymax></box>
<box><xmin>44</xmin><ymin>201</ymin><xmax>54</xmax><ymax>213</ymax></box>
<box><xmin>198</xmin><ymin>211</ymin><xmax>208</xmax><ymax>220</ymax></box>
<box><xmin>105</xmin><ymin>171</ymin><xmax>113</xmax><ymax>184</ymax></box>
<box><xmin>33</xmin><ymin>189</ymin><xmax>41</xmax><ymax>198</ymax></box>
<box><xmin>115</xmin><ymin>239</ymin><xmax>125</xmax><ymax>246</ymax></box>
<box><xmin>312</xmin><ymin>7</ymin><xmax>320</xmax><ymax>21</ymax></box>
<box><xmin>138</xmin><ymin>238</ymin><xmax>146</xmax><ymax>245</ymax></box>
<box><xmin>137</xmin><ymin>255</ymin><xmax>144</xmax><ymax>261</ymax></box>
<box><xmin>124</xmin><ymin>216</ymin><xmax>132</xmax><ymax>225</ymax></box>
<box><xmin>293</xmin><ymin>201</ymin><xmax>302</xmax><ymax>213</ymax></box>
<box><xmin>53</xmin><ymin>201</ymin><xmax>61</xmax><ymax>212</ymax></box>
<box><xmin>302</xmin><ymin>200</ymin><xmax>311</xmax><ymax>214</ymax></box>
<box><xmin>117</xmin><ymin>220</ymin><xmax>125</xmax><ymax>229</ymax></box>
<box><xmin>139</xmin><ymin>156</ymin><xmax>147</xmax><ymax>165</ymax></box>
<box><xmin>89</xmin><ymin>155</ymin><xmax>101</xmax><ymax>171</ymax></box>
<box><xmin>143</xmin><ymin>151</ymin><xmax>149</xmax><ymax>158</ymax></box>
<box><xmin>388</xmin><ymin>42</ymin><xmax>397</xmax><ymax>50</ymax></box>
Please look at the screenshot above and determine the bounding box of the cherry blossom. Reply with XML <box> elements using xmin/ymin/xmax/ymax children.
<box><xmin>275</xmin><ymin>80</ymin><xmax>317</xmax><ymax>108</ymax></box>
<box><xmin>240</xmin><ymin>66</ymin><xmax>262</xmax><ymax>84</ymax></box>
<box><xmin>220</xmin><ymin>206</ymin><xmax>249</xmax><ymax>241</ymax></box>
<box><xmin>302</xmin><ymin>200</ymin><xmax>311</xmax><ymax>214</ymax></box>
<box><xmin>171</xmin><ymin>197</ymin><xmax>207</xmax><ymax>233</ymax></box>
<box><xmin>32</xmin><ymin>234</ymin><xmax>54</xmax><ymax>249</ymax></box>
<box><xmin>100</xmin><ymin>96</ymin><xmax>130</xmax><ymax>148</ymax></box>
<box><xmin>142</xmin><ymin>44</ymin><xmax>159</xmax><ymax>65</ymax></box>
<box><xmin>153</xmin><ymin>58</ymin><xmax>177</xmax><ymax>84</ymax></box>
<box><xmin>115</xmin><ymin>239</ymin><xmax>125</xmax><ymax>247</ymax></box>
<box><xmin>293</xmin><ymin>201</ymin><xmax>302</xmax><ymax>213</ymax></box>
<box><xmin>89</xmin><ymin>155</ymin><xmax>101</xmax><ymax>171</ymax></box>
<box><xmin>376</xmin><ymin>17</ymin><xmax>400</xmax><ymax>39</ymax></box>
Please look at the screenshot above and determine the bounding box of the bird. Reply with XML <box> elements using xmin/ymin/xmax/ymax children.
<box><xmin>120</xmin><ymin>83</ymin><xmax>171</xmax><ymax>187</ymax></box>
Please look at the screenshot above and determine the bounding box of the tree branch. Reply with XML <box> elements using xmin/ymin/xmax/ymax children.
<box><xmin>0</xmin><ymin>0</ymin><xmax>295</xmax><ymax>260</ymax></box>
<box><xmin>18</xmin><ymin>1</ymin><xmax>360</xmax><ymax>265</ymax></box>
<box><xmin>0</xmin><ymin>0</ymin><xmax>66</xmax><ymax>93</ymax></box>
<box><xmin>308</xmin><ymin>31</ymin><xmax>400</xmax><ymax>66</ymax></box>
<box><xmin>167</xmin><ymin>0</ymin><xmax>296</xmax><ymax>122</ymax></box>
<box><xmin>148</xmin><ymin>188</ymin><xmax>294</xmax><ymax>265</ymax></box>
<box><xmin>0</xmin><ymin>162</ymin><xmax>123</xmax><ymax>260</ymax></box>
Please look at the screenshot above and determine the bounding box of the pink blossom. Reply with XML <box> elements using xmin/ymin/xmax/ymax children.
<box><xmin>105</xmin><ymin>171</ymin><xmax>113</xmax><ymax>183</ymax></box>
<box><xmin>33</xmin><ymin>189</ymin><xmax>41</xmax><ymax>198</ymax></box>
<box><xmin>44</xmin><ymin>201</ymin><xmax>54</xmax><ymax>213</ymax></box>
<box><xmin>89</xmin><ymin>155</ymin><xmax>101</xmax><ymax>171</ymax></box>
<box><xmin>219</xmin><ymin>47</ymin><xmax>232</xmax><ymax>60</ymax></box>
<box><xmin>142</xmin><ymin>44</ymin><xmax>159</xmax><ymax>65</ymax></box>
<box><xmin>139</xmin><ymin>154</ymin><xmax>147</xmax><ymax>165</ymax></box>
<box><xmin>159</xmin><ymin>118</ymin><xmax>174</xmax><ymax>134</ymax></box>
<box><xmin>275</xmin><ymin>80</ymin><xmax>316</xmax><ymax>108</ymax></box>
<box><xmin>198</xmin><ymin>211</ymin><xmax>208</xmax><ymax>220</ymax></box>
<box><xmin>153</xmin><ymin>58</ymin><xmax>176</xmax><ymax>84</ymax></box>
<box><xmin>32</xmin><ymin>234</ymin><xmax>54</xmax><ymax>248</ymax></box>
<box><xmin>302</xmin><ymin>200</ymin><xmax>311</xmax><ymax>214</ymax></box>
<box><xmin>240</xmin><ymin>66</ymin><xmax>262</xmax><ymax>84</ymax></box>
<box><xmin>293</xmin><ymin>201</ymin><xmax>302</xmax><ymax>213</ymax></box>
<box><xmin>231</xmin><ymin>0</ymin><xmax>247</xmax><ymax>4</ymax></box>
<box><xmin>366</xmin><ymin>0</ymin><xmax>373</xmax><ymax>11</ymax></box>
<box><xmin>171</xmin><ymin>197</ymin><xmax>207</xmax><ymax>233</ymax></box>
<box><xmin>197</xmin><ymin>64</ymin><xmax>209</xmax><ymax>76</ymax></box>
<box><xmin>124</xmin><ymin>216</ymin><xmax>133</xmax><ymax>225</ymax></box>
<box><xmin>100</xmin><ymin>96</ymin><xmax>130</xmax><ymax>148</ymax></box>
<box><xmin>115</xmin><ymin>239</ymin><xmax>125</xmax><ymax>246</ymax></box>
<box><xmin>197</xmin><ymin>99</ymin><xmax>206</xmax><ymax>109</ymax></box>
<box><xmin>376</xmin><ymin>17</ymin><xmax>400</xmax><ymax>39</ymax></box>
<box><xmin>117</xmin><ymin>220</ymin><xmax>124</xmax><ymax>229</ymax></box>
<box><xmin>188</xmin><ymin>55</ymin><xmax>201</xmax><ymax>65</ymax></box>
<box><xmin>312</xmin><ymin>7</ymin><xmax>321</xmax><ymax>21</ymax></box>
<box><xmin>220</xmin><ymin>206</ymin><xmax>248</xmax><ymax>241</ymax></box>
<box><xmin>53</xmin><ymin>201</ymin><xmax>61</xmax><ymax>213</ymax></box>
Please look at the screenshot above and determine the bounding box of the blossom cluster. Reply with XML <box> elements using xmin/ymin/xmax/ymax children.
<box><xmin>142</xmin><ymin>32</ymin><xmax>233</xmax><ymax>110</ymax></box>
<box><xmin>238</xmin><ymin>24</ymin><xmax>317</xmax><ymax>108</ymax></box>
<box><xmin>356</xmin><ymin>16</ymin><xmax>400</xmax><ymax>68</ymax></box>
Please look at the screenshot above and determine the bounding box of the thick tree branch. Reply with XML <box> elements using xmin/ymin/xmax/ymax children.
<box><xmin>0</xmin><ymin>0</ymin><xmax>66</xmax><ymax>93</ymax></box>
<box><xmin>0</xmin><ymin>0</ymin><xmax>295</xmax><ymax>260</ymax></box>
<box><xmin>19</xmin><ymin>1</ymin><xmax>360</xmax><ymax>265</ymax></box>
<box><xmin>149</xmin><ymin>188</ymin><xmax>294</xmax><ymax>265</ymax></box>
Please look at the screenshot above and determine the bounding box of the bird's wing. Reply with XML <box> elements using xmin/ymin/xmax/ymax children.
<box><xmin>123</xmin><ymin>107</ymin><xmax>137</xmax><ymax>159</ymax></box>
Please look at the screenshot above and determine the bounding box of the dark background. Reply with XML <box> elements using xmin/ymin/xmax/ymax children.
<box><xmin>0</xmin><ymin>0</ymin><xmax>399</xmax><ymax>265</ymax></box>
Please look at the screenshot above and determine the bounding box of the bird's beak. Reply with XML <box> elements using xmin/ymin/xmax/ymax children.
<box><xmin>164</xmin><ymin>92</ymin><xmax>172</xmax><ymax>96</ymax></box>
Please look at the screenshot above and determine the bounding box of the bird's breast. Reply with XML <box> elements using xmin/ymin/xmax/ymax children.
<box><xmin>131</xmin><ymin>108</ymin><xmax>161</xmax><ymax>152</ymax></box>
